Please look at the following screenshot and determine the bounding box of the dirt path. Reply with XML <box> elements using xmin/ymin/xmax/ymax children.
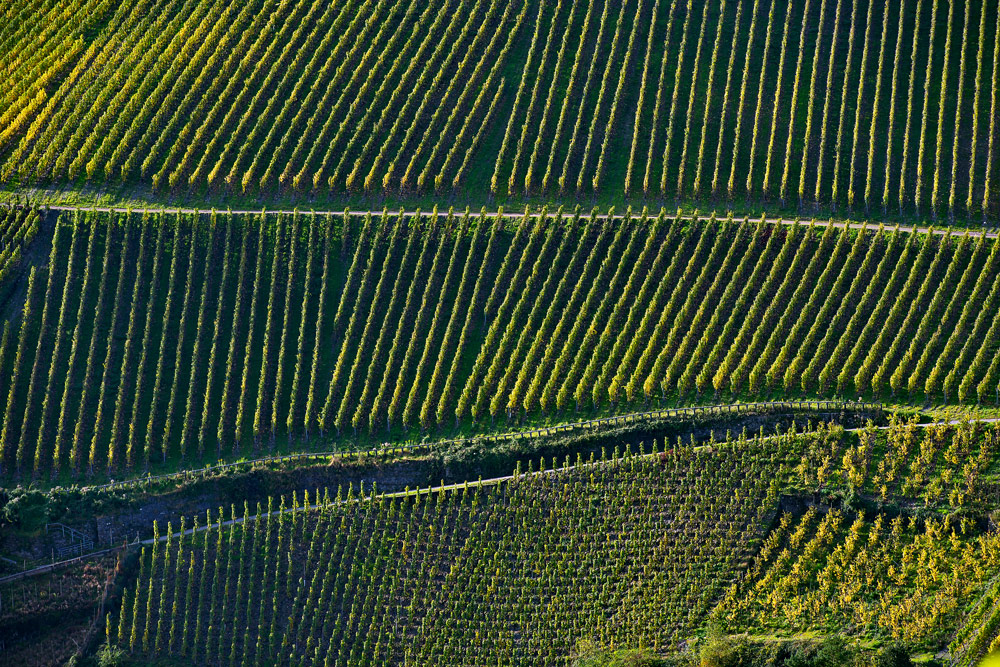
<box><xmin>22</xmin><ymin>204</ymin><xmax>1000</xmax><ymax>239</ymax></box>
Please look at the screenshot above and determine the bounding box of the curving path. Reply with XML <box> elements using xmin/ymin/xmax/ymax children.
<box><xmin>4</xmin><ymin>414</ymin><xmax>998</xmax><ymax>584</ymax></box>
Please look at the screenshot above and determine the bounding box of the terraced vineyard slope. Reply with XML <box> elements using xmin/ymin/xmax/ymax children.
<box><xmin>2</xmin><ymin>0</ymin><xmax>999</xmax><ymax>219</ymax></box>
<box><xmin>113</xmin><ymin>420</ymin><xmax>1000</xmax><ymax>665</ymax></box>
<box><xmin>4</xmin><ymin>206</ymin><xmax>1000</xmax><ymax>481</ymax></box>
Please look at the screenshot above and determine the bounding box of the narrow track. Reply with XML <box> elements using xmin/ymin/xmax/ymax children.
<box><xmin>11</xmin><ymin>203</ymin><xmax>1000</xmax><ymax>239</ymax></box>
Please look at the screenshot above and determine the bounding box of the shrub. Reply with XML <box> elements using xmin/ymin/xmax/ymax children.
<box><xmin>572</xmin><ymin>640</ymin><xmax>666</xmax><ymax>667</ymax></box>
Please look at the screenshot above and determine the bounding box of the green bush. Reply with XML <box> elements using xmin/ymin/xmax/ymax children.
<box><xmin>0</xmin><ymin>484</ymin><xmax>132</xmax><ymax>530</ymax></box>
<box><xmin>0</xmin><ymin>487</ymin><xmax>51</xmax><ymax>531</ymax></box>
<box><xmin>698</xmin><ymin>634</ymin><xmax>918</xmax><ymax>667</ymax></box>
<box><xmin>572</xmin><ymin>640</ymin><xmax>667</xmax><ymax>667</ymax></box>
<box><xmin>96</xmin><ymin>643</ymin><xmax>126</xmax><ymax>667</ymax></box>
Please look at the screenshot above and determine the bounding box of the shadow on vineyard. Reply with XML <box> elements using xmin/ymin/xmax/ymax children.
<box><xmin>16</xmin><ymin>418</ymin><xmax>985</xmax><ymax>666</ymax></box>
<box><xmin>0</xmin><ymin>405</ymin><xmax>866</xmax><ymax>566</ymax></box>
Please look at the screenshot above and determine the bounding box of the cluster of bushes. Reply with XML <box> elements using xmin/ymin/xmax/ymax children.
<box><xmin>0</xmin><ymin>485</ymin><xmax>131</xmax><ymax>531</ymax></box>
<box><xmin>572</xmin><ymin>635</ymin><xmax>924</xmax><ymax>667</ymax></box>
<box><xmin>696</xmin><ymin>634</ymin><xmax>919</xmax><ymax>667</ymax></box>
